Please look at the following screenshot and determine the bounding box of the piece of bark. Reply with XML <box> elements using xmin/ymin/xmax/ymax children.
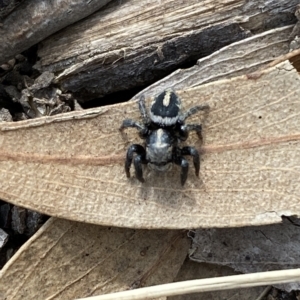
<box><xmin>11</xmin><ymin>206</ymin><xmax>26</xmax><ymax>234</ymax></box>
<box><xmin>0</xmin><ymin>61</ymin><xmax>299</xmax><ymax>229</ymax></box>
<box><xmin>0</xmin><ymin>218</ymin><xmax>189</xmax><ymax>300</ymax></box>
<box><xmin>35</xmin><ymin>0</ymin><xmax>297</xmax><ymax>101</ymax></box>
<box><xmin>20</xmin><ymin>71</ymin><xmax>74</xmax><ymax>118</ymax></box>
<box><xmin>190</xmin><ymin>218</ymin><xmax>300</xmax><ymax>292</ymax></box>
<box><xmin>0</xmin><ymin>0</ymin><xmax>24</xmax><ymax>20</ymax></box>
<box><xmin>0</xmin><ymin>228</ymin><xmax>8</xmax><ymax>249</ymax></box>
<box><xmin>0</xmin><ymin>203</ymin><xmax>11</xmax><ymax>228</ymax></box>
<box><xmin>25</xmin><ymin>210</ymin><xmax>44</xmax><ymax>237</ymax></box>
<box><xmin>289</xmin><ymin>4</ymin><xmax>300</xmax><ymax>42</ymax></box>
<box><xmin>0</xmin><ymin>0</ymin><xmax>113</xmax><ymax>65</ymax></box>
<box><xmin>0</xmin><ymin>108</ymin><xmax>12</xmax><ymax>122</ymax></box>
<box><xmin>133</xmin><ymin>25</ymin><xmax>292</xmax><ymax>100</ymax></box>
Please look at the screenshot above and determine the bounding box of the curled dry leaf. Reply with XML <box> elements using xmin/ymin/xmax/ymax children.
<box><xmin>0</xmin><ymin>61</ymin><xmax>299</xmax><ymax>229</ymax></box>
<box><xmin>0</xmin><ymin>218</ymin><xmax>189</xmax><ymax>299</ymax></box>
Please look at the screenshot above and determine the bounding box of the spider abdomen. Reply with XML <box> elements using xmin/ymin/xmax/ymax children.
<box><xmin>146</xmin><ymin>128</ymin><xmax>174</xmax><ymax>171</ymax></box>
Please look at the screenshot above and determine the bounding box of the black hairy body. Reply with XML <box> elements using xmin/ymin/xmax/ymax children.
<box><xmin>120</xmin><ymin>89</ymin><xmax>208</xmax><ymax>186</ymax></box>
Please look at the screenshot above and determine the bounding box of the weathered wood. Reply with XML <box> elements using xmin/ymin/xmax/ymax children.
<box><xmin>133</xmin><ymin>25</ymin><xmax>292</xmax><ymax>100</ymax></box>
<box><xmin>0</xmin><ymin>0</ymin><xmax>113</xmax><ymax>65</ymax></box>
<box><xmin>0</xmin><ymin>0</ymin><xmax>24</xmax><ymax>20</ymax></box>
<box><xmin>35</xmin><ymin>0</ymin><xmax>298</xmax><ymax>101</ymax></box>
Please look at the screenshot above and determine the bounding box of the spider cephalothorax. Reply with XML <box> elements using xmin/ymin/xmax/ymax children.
<box><xmin>120</xmin><ymin>89</ymin><xmax>209</xmax><ymax>186</ymax></box>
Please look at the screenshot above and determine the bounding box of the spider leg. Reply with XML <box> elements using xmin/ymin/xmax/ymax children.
<box><xmin>138</xmin><ymin>95</ymin><xmax>151</xmax><ymax>125</ymax></box>
<box><xmin>120</xmin><ymin>119</ymin><xmax>144</xmax><ymax>131</ymax></box>
<box><xmin>177</xmin><ymin>105</ymin><xmax>208</xmax><ymax>141</ymax></box>
<box><xmin>174</xmin><ymin>151</ymin><xmax>189</xmax><ymax>186</ymax></box>
<box><xmin>134</xmin><ymin>154</ymin><xmax>147</xmax><ymax>183</ymax></box>
<box><xmin>180</xmin><ymin>124</ymin><xmax>203</xmax><ymax>141</ymax></box>
<box><xmin>179</xmin><ymin>104</ymin><xmax>209</xmax><ymax>122</ymax></box>
<box><xmin>125</xmin><ymin>144</ymin><xmax>147</xmax><ymax>182</ymax></box>
<box><xmin>179</xmin><ymin>158</ymin><xmax>189</xmax><ymax>186</ymax></box>
<box><xmin>181</xmin><ymin>146</ymin><xmax>200</xmax><ymax>177</ymax></box>
<box><xmin>120</xmin><ymin>119</ymin><xmax>148</xmax><ymax>137</ymax></box>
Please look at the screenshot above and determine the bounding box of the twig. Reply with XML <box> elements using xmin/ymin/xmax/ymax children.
<box><xmin>255</xmin><ymin>285</ymin><xmax>272</xmax><ymax>300</ymax></box>
<box><xmin>76</xmin><ymin>268</ymin><xmax>300</xmax><ymax>300</ymax></box>
<box><xmin>265</xmin><ymin>48</ymin><xmax>300</xmax><ymax>68</ymax></box>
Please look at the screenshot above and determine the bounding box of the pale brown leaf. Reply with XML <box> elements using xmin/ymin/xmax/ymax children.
<box><xmin>0</xmin><ymin>218</ymin><xmax>189</xmax><ymax>300</ymax></box>
<box><xmin>0</xmin><ymin>61</ymin><xmax>299</xmax><ymax>228</ymax></box>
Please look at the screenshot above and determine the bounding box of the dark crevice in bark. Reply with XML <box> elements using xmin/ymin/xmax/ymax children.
<box><xmin>70</xmin><ymin>22</ymin><xmax>250</xmax><ymax>104</ymax></box>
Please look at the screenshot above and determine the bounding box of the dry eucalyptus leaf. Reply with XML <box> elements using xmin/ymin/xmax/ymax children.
<box><xmin>0</xmin><ymin>61</ymin><xmax>299</xmax><ymax>229</ymax></box>
<box><xmin>0</xmin><ymin>218</ymin><xmax>189</xmax><ymax>300</ymax></box>
<box><xmin>190</xmin><ymin>218</ymin><xmax>300</xmax><ymax>292</ymax></box>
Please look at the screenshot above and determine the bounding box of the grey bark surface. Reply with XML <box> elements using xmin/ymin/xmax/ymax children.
<box><xmin>171</xmin><ymin>261</ymin><xmax>267</xmax><ymax>300</ymax></box>
<box><xmin>191</xmin><ymin>218</ymin><xmax>300</xmax><ymax>292</ymax></box>
<box><xmin>133</xmin><ymin>25</ymin><xmax>292</xmax><ymax>100</ymax></box>
<box><xmin>0</xmin><ymin>0</ymin><xmax>113</xmax><ymax>65</ymax></box>
<box><xmin>0</xmin><ymin>228</ymin><xmax>8</xmax><ymax>249</ymax></box>
<box><xmin>34</xmin><ymin>0</ymin><xmax>298</xmax><ymax>102</ymax></box>
<box><xmin>0</xmin><ymin>0</ymin><xmax>24</xmax><ymax>20</ymax></box>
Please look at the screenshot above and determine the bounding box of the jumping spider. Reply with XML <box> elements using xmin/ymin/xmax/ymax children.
<box><xmin>120</xmin><ymin>89</ymin><xmax>209</xmax><ymax>186</ymax></box>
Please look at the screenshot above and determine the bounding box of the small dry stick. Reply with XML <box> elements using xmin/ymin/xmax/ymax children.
<box><xmin>255</xmin><ymin>285</ymin><xmax>272</xmax><ymax>300</ymax></box>
<box><xmin>76</xmin><ymin>268</ymin><xmax>300</xmax><ymax>300</ymax></box>
<box><xmin>265</xmin><ymin>48</ymin><xmax>300</xmax><ymax>68</ymax></box>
